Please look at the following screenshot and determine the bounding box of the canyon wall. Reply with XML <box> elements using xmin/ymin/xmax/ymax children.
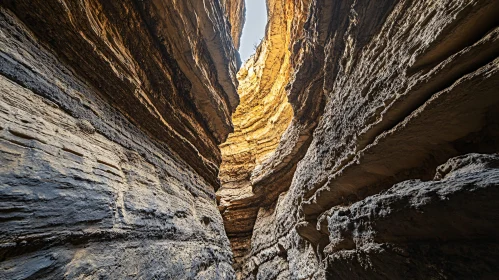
<box><xmin>222</xmin><ymin>0</ymin><xmax>246</xmax><ymax>50</ymax></box>
<box><xmin>2</xmin><ymin>0</ymin><xmax>499</xmax><ymax>279</ymax></box>
<box><xmin>220</xmin><ymin>0</ymin><xmax>499</xmax><ymax>279</ymax></box>
<box><xmin>0</xmin><ymin>0</ymin><xmax>243</xmax><ymax>279</ymax></box>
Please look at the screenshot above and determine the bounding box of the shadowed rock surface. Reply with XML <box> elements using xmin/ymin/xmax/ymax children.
<box><xmin>222</xmin><ymin>0</ymin><xmax>246</xmax><ymax>50</ymax></box>
<box><xmin>0</xmin><ymin>0</ymin><xmax>244</xmax><ymax>279</ymax></box>
<box><xmin>323</xmin><ymin>153</ymin><xmax>499</xmax><ymax>279</ymax></box>
<box><xmin>218</xmin><ymin>0</ymin><xmax>499</xmax><ymax>279</ymax></box>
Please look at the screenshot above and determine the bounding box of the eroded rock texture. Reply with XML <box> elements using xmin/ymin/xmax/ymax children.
<box><xmin>222</xmin><ymin>0</ymin><xmax>246</xmax><ymax>50</ymax></box>
<box><xmin>2</xmin><ymin>0</ymin><xmax>499</xmax><ymax>279</ymax></box>
<box><xmin>217</xmin><ymin>0</ymin><xmax>312</xmax><ymax>275</ymax></box>
<box><xmin>219</xmin><ymin>0</ymin><xmax>499</xmax><ymax>279</ymax></box>
<box><xmin>323</xmin><ymin>153</ymin><xmax>499</xmax><ymax>279</ymax></box>
<box><xmin>0</xmin><ymin>0</ymin><xmax>244</xmax><ymax>279</ymax></box>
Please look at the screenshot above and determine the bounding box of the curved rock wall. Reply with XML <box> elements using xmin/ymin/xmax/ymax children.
<box><xmin>217</xmin><ymin>0</ymin><xmax>312</xmax><ymax>274</ymax></box>
<box><xmin>220</xmin><ymin>0</ymin><xmax>499</xmax><ymax>279</ymax></box>
<box><xmin>0</xmin><ymin>0</ymin><xmax>244</xmax><ymax>279</ymax></box>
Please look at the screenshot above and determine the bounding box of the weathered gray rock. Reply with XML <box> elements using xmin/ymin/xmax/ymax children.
<box><xmin>0</xmin><ymin>0</ymin><xmax>244</xmax><ymax>278</ymax></box>
<box><xmin>2</xmin><ymin>0</ymin><xmax>499</xmax><ymax>279</ymax></box>
<box><xmin>323</xmin><ymin>153</ymin><xmax>499</xmax><ymax>279</ymax></box>
<box><xmin>224</xmin><ymin>0</ymin><xmax>499</xmax><ymax>279</ymax></box>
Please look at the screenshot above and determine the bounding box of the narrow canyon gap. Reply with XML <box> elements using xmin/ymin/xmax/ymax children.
<box><xmin>1</xmin><ymin>1</ymin><xmax>499</xmax><ymax>280</ymax></box>
<box><xmin>218</xmin><ymin>0</ymin><xmax>299</xmax><ymax>275</ymax></box>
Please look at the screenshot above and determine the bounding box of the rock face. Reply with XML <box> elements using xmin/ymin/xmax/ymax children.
<box><xmin>0</xmin><ymin>0</ymin><xmax>243</xmax><ymax>279</ymax></box>
<box><xmin>219</xmin><ymin>0</ymin><xmax>499</xmax><ymax>279</ymax></box>
<box><xmin>2</xmin><ymin>0</ymin><xmax>499</xmax><ymax>279</ymax></box>
<box><xmin>323</xmin><ymin>153</ymin><xmax>499</xmax><ymax>279</ymax></box>
<box><xmin>222</xmin><ymin>0</ymin><xmax>246</xmax><ymax>50</ymax></box>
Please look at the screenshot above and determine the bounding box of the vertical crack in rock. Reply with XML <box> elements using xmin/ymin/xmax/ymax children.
<box><xmin>217</xmin><ymin>1</ymin><xmax>314</xmax><ymax>276</ymax></box>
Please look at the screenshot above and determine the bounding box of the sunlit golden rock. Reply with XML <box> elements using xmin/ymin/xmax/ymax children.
<box><xmin>217</xmin><ymin>0</ymin><xmax>312</xmax><ymax>274</ymax></box>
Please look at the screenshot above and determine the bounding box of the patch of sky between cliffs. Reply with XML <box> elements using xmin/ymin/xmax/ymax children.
<box><xmin>239</xmin><ymin>0</ymin><xmax>267</xmax><ymax>62</ymax></box>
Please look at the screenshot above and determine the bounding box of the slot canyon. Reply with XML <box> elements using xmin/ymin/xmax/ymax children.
<box><xmin>1</xmin><ymin>0</ymin><xmax>499</xmax><ymax>279</ymax></box>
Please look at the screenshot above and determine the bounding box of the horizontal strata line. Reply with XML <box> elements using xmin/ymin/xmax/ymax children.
<box><xmin>299</xmin><ymin>61</ymin><xmax>499</xmax><ymax>243</ymax></box>
<box><xmin>0</xmin><ymin>52</ymin><xmax>219</xmax><ymax>193</ymax></box>
<box><xmin>0</xmin><ymin>228</ymin><xmax>230</xmax><ymax>260</ymax></box>
<box><xmin>0</xmin><ymin>77</ymin><xmax>217</xmax><ymax>200</ymax></box>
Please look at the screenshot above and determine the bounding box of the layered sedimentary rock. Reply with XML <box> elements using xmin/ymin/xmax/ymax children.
<box><xmin>217</xmin><ymin>0</ymin><xmax>313</xmax><ymax>274</ymax></box>
<box><xmin>2</xmin><ymin>0</ymin><xmax>499</xmax><ymax>278</ymax></box>
<box><xmin>0</xmin><ymin>0</ymin><xmax>243</xmax><ymax>278</ymax></box>
<box><xmin>222</xmin><ymin>0</ymin><xmax>246</xmax><ymax>50</ymax></box>
<box><xmin>220</xmin><ymin>0</ymin><xmax>499</xmax><ymax>279</ymax></box>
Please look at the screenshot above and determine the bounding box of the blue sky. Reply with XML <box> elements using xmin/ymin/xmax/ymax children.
<box><xmin>239</xmin><ymin>0</ymin><xmax>267</xmax><ymax>62</ymax></box>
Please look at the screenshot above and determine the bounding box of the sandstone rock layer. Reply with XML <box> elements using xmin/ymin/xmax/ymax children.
<box><xmin>0</xmin><ymin>1</ymin><xmax>244</xmax><ymax>279</ymax></box>
<box><xmin>222</xmin><ymin>0</ymin><xmax>246</xmax><ymax>50</ymax></box>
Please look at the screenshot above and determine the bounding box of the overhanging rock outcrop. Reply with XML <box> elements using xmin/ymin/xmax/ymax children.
<box><xmin>219</xmin><ymin>0</ymin><xmax>499</xmax><ymax>279</ymax></box>
<box><xmin>0</xmin><ymin>0</ymin><xmax>244</xmax><ymax>279</ymax></box>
